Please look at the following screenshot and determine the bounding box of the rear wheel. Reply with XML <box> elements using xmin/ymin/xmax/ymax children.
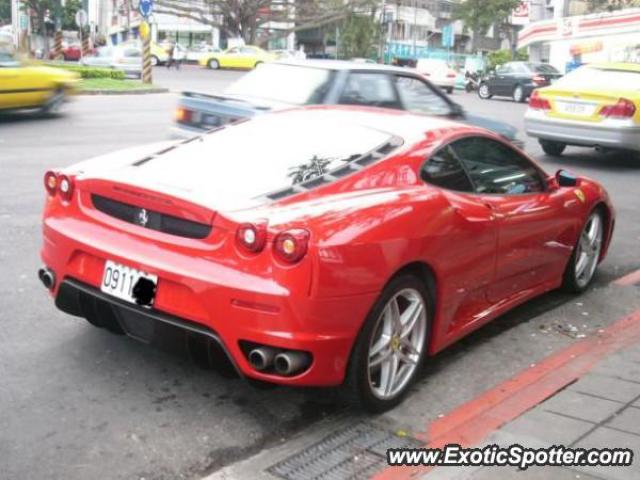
<box><xmin>341</xmin><ymin>274</ymin><xmax>430</xmax><ymax>412</ymax></box>
<box><xmin>150</xmin><ymin>55</ymin><xmax>159</xmax><ymax>67</ymax></box>
<box><xmin>208</xmin><ymin>58</ymin><xmax>219</xmax><ymax>70</ymax></box>
<box><xmin>478</xmin><ymin>83</ymin><xmax>492</xmax><ymax>99</ymax></box>
<box><xmin>562</xmin><ymin>210</ymin><xmax>604</xmax><ymax>293</ymax></box>
<box><xmin>41</xmin><ymin>89</ymin><xmax>66</xmax><ymax>115</ymax></box>
<box><xmin>446</xmin><ymin>87</ymin><xmax>454</xmax><ymax>94</ymax></box>
<box><xmin>540</xmin><ymin>139</ymin><xmax>566</xmax><ymax>156</ymax></box>
<box><xmin>513</xmin><ymin>85</ymin><xmax>525</xmax><ymax>103</ymax></box>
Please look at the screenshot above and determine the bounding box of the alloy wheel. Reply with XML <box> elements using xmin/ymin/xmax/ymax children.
<box><xmin>478</xmin><ymin>84</ymin><xmax>490</xmax><ymax>99</ymax></box>
<box><xmin>367</xmin><ymin>288</ymin><xmax>427</xmax><ymax>400</ymax></box>
<box><xmin>575</xmin><ymin>213</ymin><xmax>603</xmax><ymax>289</ymax></box>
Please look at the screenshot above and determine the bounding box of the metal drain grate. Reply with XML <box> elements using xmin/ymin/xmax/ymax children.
<box><xmin>266</xmin><ymin>422</ymin><xmax>422</xmax><ymax>480</ymax></box>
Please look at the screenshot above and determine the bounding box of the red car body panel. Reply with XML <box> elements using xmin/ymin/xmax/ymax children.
<box><xmin>40</xmin><ymin>106</ymin><xmax>615</xmax><ymax>386</ymax></box>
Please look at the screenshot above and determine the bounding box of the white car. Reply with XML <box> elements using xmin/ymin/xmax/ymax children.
<box><xmin>81</xmin><ymin>45</ymin><xmax>142</xmax><ymax>78</ymax></box>
<box><xmin>415</xmin><ymin>59</ymin><xmax>457</xmax><ymax>94</ymax></box>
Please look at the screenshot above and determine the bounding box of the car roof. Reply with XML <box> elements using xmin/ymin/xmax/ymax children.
<box><xmin>266</xmin><ymin>105</ymin><xmax>474</xmax><ymax>143</ymax></box>
<box><xmin>275</xmin><ymin>59</ymin><xmax>419</xmax><ymax>75</ymax></box>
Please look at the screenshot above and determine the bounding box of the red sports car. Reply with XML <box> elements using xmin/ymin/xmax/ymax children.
<box><xmin>39</xmin><ymin>107</ymin><xmax>614</xmax><ymax>411</ymax></box>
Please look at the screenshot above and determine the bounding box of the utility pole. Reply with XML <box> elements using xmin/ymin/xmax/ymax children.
<box><xmin>412</xmin><ymin>0</ymin><xmax>417</xmax><ymax>59</ymax></box>
<box><xmin>11</xmin><ymin>0</ymin><xmax>20</xmax><ymax>49</ymax></box>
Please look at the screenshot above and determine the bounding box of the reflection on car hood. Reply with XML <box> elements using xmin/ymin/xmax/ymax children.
<box><xmin>462</xmin><ymin>113</ymin><xmax>518</xmax><ymax>140</ymax></box>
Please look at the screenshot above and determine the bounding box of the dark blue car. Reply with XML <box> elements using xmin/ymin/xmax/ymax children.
<box><xmin>173</xmin><ymin>60</ymin><xmax>523</xmax><ymax>148</ymax></box>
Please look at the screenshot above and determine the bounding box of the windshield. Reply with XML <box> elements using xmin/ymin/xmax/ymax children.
<box><xmin>556</xmin><ymin>66</ymin><xmax>640</xmax><ymax>91</ymax></box>
<box><xmin>0</xmin><ymin>50</ymin><xmax>19</xmax><ymax>67</ymax></box>
<box><xmin>138</xmin><ymin>111</ymin><xmax>393</xmax><ymax>207</ymax></box>
<box><xmin>225</xmin><ymin>63</ymin><xmax>334</xmax><ymax>105</ymax></box>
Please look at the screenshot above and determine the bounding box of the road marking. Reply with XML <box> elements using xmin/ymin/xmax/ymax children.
<box><xmin>372</xmin><ymin>308</ymin><xmax>640</xmax><ymax>480</ymax></box>
<box><xmin>614</xmin><ymin>269</ymin><xmax>640</xmax><ymax>287</ymax></box>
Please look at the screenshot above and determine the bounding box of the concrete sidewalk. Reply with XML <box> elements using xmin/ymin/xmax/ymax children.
<box><xmin>421</xmin><ymin>344</ymin><xmax>640</xmax><ymax>480</ymax></box>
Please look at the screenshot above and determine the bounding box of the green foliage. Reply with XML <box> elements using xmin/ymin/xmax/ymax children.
<box><xmin>62</xmin><ymin>0</ymin><xmax>84</xmax><ymax>31</ymax></box>
<box><xmin>338</xmin><ymin>13</ymin><xmax>379</xmax><ymax>60</ymax></box>
<box><xmin>453</xmin><ymin>0</ymin><xmax>520</xmax><ymax>51</ymax></box>
<box><xmin>487</xmin><ymin>48</ymin><xmax>528</xmax><ymax>69</ymax></box>
<box><xmin>48</xmin><ymin>64</ymin><xmax>126</xmax><ymax>80</ymax></box>
<box><xmin>586</xmin><ymin>0</ymin><xmax>640</xmax><ymax>12</ymax></box>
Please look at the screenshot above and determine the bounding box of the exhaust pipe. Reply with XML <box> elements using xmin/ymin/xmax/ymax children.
<box><xmin>248</xmin><ymin>347</ymin><xmax>277</xmax><ymax>371</ymax></box>
<box><xmin>273</xmin><ymin>351</ymin><xmax>311</xmax><ymax>376</ymax></box>
<box><xmin>38</xmin><ymin>268</ymin><xmax>56</xmax><ymax>290</ymax></box>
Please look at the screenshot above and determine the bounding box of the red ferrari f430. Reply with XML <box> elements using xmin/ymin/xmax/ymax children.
<box><xmin>40</xmin><ymin>107</ymin><xmax>614</xmax><ymax>411</ymax></box>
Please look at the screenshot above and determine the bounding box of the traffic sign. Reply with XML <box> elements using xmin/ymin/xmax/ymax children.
<box><xmin>75</xmin><ymin>9</ymin><xmax>88</xmax><ymax>28</ymax></box>
<box><xmin>139</xmin><ymin>0</ymin><xmax>154</xmax><ymax>18</ymax></box>
<box><xmin>441</xmin><ymin>24</ymin><xmax>455</xmax><ymax>48</ymax></box>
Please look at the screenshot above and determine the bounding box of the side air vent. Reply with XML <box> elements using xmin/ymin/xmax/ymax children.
<box><xmin>261</xmin><ymin>136</ymin><xmax>403</xmax><ymax>202</ymax></box>
<box><xmin>91</xmin><ymin>194</ymin><xmax>212</xmax><ymax>239</ymax></box>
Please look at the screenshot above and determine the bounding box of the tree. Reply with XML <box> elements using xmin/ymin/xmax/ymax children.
<box><xmin>586</xmin><ymin>0</ymin><xmax>640</xmax><ymax>12</ymax></box>
<box><xmin>154</xmin><ymin>0</ymin><xmax>378</xmax><ymax>46</ymax></box>
<box><xmin>453</xmin><ymin>0</ymin><xmax>520</xmax><ymax>53</ymax></box>
<box><xmin>61</xmin><ymin>0</ymin><xmax>83</xmax><ymax>31</ymax></box>
<box><xmin>338</xmin><ymin>12</ymin><xmax>379</xmax><ymax>59</ymax></box>
<box><xmin>487</xmin><ymin>47</ymin><xmax>527</xmax><ymax>69</ymax></box>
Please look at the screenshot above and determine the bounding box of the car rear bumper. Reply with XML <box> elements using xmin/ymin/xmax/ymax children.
<box><xmin>525</xmin><ymin>111</ymin><xmax>640</xmax><ymax>152</ymax></box>
<box><xmin>41</xmin><ymin>214</ymin><xmax>376</xmax><ymax>387</ymax></box>
<box><xmin>170</xmin><ymin>123</ymin><xmax>207</xmax><ymax>139</ymax></box>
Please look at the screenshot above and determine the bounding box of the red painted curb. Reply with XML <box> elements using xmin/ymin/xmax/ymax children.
<box><xmin>372</xmin><ymin>308</ymin><xmax>640</xmax><ymax>480</ymax></box>
<box><xmin>615</xmin><ymin>269</ymin><xmax>640</xmax><ymax>287</ymax></box>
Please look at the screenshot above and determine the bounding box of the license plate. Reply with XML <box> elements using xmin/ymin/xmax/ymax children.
<box><xmin>201</xmin><ymin>114</ymin><xmax>221</xmax><ymax>127</ymax></box>
<box><xmin>556</xmin><ymin>101</ymin><xmax>596</xmax><ymax>116</ymax></box>
<box><xmin>100</xmin><ymin>260</ymin><xmax>158</xmax><ymax>305</ymax></box>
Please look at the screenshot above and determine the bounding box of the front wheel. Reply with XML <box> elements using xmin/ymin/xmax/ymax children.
<box><xmin>540</xmin><ymin>139</ymin><xmax>566</xmax><ymax>156</ymax></box>
<box><xmin>562</xmin><ymin>210</ymin><xmax>604</xmax><ymax>293</ymax></box>
<box><xmin>341</xmin><ymin>274</ymin><xmax>430</xmax><ymax>412</ymax></box>
<box><xmin>41</xmin><ymin>89</ymin><xmax>66</xmax><ymax>115</ymax></box>
<box><xmin>208</xmin><ymin>58</ymin><xmax>220</xmax><ymax>70</ymax></box>
<box><xmin>478</xmin><ymin>83</ymin><xmax>492</xmax><ymax>99</ymax></box>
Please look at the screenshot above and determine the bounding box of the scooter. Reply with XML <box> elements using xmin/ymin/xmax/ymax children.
<box><xmin>464</xmin><ymin>71</ymin><xmax>480</xmax><ymax>92</ymax></box>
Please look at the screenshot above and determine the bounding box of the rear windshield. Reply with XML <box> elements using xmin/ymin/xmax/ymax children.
<box><xmin>139</xmin><ymin>111</ymin><xmax>394</xmax><ymax>207</ymax></box>
<box><xmin>556</xmin><ymin>66</ymin><xmax>640</xmax><ymax>90</ymax></box>
<box><xmin>225</xmin><ymin>63</ymin><xmax>334</xmax><ymax>105</ymax></box>
<box><xmin>527</xmin><ymin>63</ymin><xmax>559</xmax><ymax>74</ymax></box>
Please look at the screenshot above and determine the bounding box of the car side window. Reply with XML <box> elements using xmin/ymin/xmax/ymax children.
<box><xmin>339</xmin><ymin>73</ymin><xmax>401</xmax><ymax>109</ymax></box>
<box><xmin>496</xmin><ymin>64</ymin><xmax>510</xmax><ymax>75</ymax></box>
<box><xmin>227</xmin><ymin>47</ymin><xmax>239</xmax><ymax>54</ymax></box>
<box><xmin>420</xmin><ymin>145</ymin><xmax>474</xmax><ymax>192</ymax></box>
<box><xmin>240</xmin><ymin>47</ymin><xmax>256</xmax><ymax>54</ymax></box>
<box><xmin>394</xmin><ymin>75</ymin><xmax>452</xmax><ymax>116</ymax></box>
<box><xmin>451</xmin><ymin>137</ymin><xmax>545</xmax><ymax>195</ymax></box>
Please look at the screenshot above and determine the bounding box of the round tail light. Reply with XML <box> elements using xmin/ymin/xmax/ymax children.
<box><xmin>273</xmin><ymin>229</ymin><xmax>309</xmax><ymax>264</ymax></box>
<box><xmin>44</xmin><ymin>171</ymin><xmax>58</xmax><ymax>196</ymax></box>
<box><xmin>58</xmin><ymin>174</ymin><xmax>74</xmax><ymax>201</ymax></box>
<box><xmin>236</xmin><ymin>222</ymin><xmax>268</xmax><ymax>253</ymax></box>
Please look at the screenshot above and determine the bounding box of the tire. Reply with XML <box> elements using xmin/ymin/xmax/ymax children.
<box><xmin>465</xmin><ymin>82</ymin><xmax>473</xmax><ymax>93</ymax></box>
<box><xmin>478</xmin><ymin>83</ymin><xmax>492</xmax><ymax>99</ymax></box>
<box><xmin>540</xmin><ymin>139</ymin><xmax>566</xmax><ymax>157</ymax></box>
<box><xmin>150</xmin><ymin>55</ymin><xmax>159</xmax><ymax>67</ymax></box>
<box><xmin>513</xmin><ymin>85</ymin><xmax>525</xmax><ymax>103</ymax></box>
<box><xmin>340</xmin><ymin>274</ymin><xmax>431</xmax><ymax>413</ymax></box>
<box><xmin>208</xmin><ymin>58</ymin><xmax>220</xmax><ymax>70</ymax></box>
<box><xmin>446</xmin><ymin>87</ymin><xmax>454</xmax><ymax>94</ymax></box>
<box><xmin>41</xmin><ymin>89</ymin><xmax>66</xmax><ymax>116</ymax></box>
<box><xmin>254</xmin><ymin>61</ymin><xmax>263</xmax><ymax>69</ymax></box>
<box><xmin>562</xmin><ymin>209</ymin><xmax>604</xmax><ymax>293</ymax></box>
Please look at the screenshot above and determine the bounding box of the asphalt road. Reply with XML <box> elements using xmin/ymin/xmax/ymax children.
<box><xmin>1</xmin><ymin>65</ymin><xmax>639</xmax><ymax>480</ymax></box>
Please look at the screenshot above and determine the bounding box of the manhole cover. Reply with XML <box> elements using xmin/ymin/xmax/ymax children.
<box><xmin>266</xmin><ymin>422</ymin><xmax>422</xmax><ymax>480</ymax></box>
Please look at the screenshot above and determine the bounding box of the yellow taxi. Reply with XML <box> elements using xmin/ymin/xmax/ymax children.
<box><xmin>525</xmin><ymin>62</ymin><xmax>640</xmax><ymax>157</ymax></box>
<box><xmin>198</xmin><ymin>45</ymin><xmax>276</xmax><ymax>70</ymax></box>
<box><xmin>0</xmin><ymin>52</ymin><xmax>79</xmax><ymax>113</ymax></box>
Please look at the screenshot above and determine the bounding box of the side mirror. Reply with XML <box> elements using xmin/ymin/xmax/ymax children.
<box><xmin>556</xmin><ymin>169</ymin><xmax>579</xmax><ymax>187</ymax></box>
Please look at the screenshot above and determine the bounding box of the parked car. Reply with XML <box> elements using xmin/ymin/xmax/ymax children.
<box><xmin>478</xmin><ymin>62</ymin><xmax>562</xmax><ymax>102</ymax></box>
<box><xmin>39</xmin><ymin>106</ymin><xmax>614</xmax><ymax>411</ymax></box>
<box><xmin>198</xmin><ymin>45</ymin><xmax>277</xmax><ymax>70</ymax></box>
<box><xmin>48</xmin><ymin>44</ymin><xmax>95</xmax><ymax>61</ymax></box>
<box><xmin>0</xmin><ymin>51</ymin><xmax>78</xmax><ymax>113</ymax></box>
<box><xmin>81</xmin><ymin>45</ymin><xmax>142</xmax><ymax>78</ymax></box>
<box><xmin>415</xmin><ymin>58</ymin><xmax>457</xmax><ymax>94</ymax></box>
<box><xmin>174</xmin><ymin>60</ymin><xmax>521</xmax><ymax>146</ymax></box>
<box><xmin>525</xmin><ymin>62</ymin><xmax>640</xmax><ymax>157</ymax></box>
